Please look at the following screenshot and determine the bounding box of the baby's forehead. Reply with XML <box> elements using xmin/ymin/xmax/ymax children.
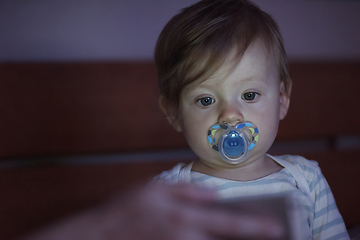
<box><xmin>184</xmin><ymin>66</ymin><xmax>278</xmax><ymax>96</ymax></box>
<box><xmin>203</xmin><ymin>47</ymin><xmax>275</xmax><ymax>80</ymax></box>
<box><xmin>181</xmin><ymin>40</ymin><xmax>279</xmax><ymax>93</ymax></box>
<box><xmin>186</xmin><ymin>68</ymin><xmax>230</xmax><ymax>90</ymax></box>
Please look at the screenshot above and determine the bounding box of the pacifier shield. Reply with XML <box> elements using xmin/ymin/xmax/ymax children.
<box><xmin>208</xmin><ymin>122</ymin><xmax>259</xmax><ymax>164</ymax></box>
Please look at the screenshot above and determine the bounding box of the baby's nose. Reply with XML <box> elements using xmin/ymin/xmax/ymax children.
<box><xmin>218</xmin><ymin>105</ymin><xmax>244</xmax><ymax>126</ymax></box>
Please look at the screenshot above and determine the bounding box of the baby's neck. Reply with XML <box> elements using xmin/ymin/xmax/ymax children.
<box><xmin>191</xmin><ymin>155</ymin><xmax>283</xmax><ymax>181</ymax></box>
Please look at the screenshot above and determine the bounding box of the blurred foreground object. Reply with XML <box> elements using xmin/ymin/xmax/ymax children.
<box><xmin>20</xmin><ymin>183</ymin><xmax>285</xmax><ymax>240</ymax></box>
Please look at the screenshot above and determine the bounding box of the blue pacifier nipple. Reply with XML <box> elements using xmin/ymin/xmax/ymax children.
<box><xmin>207</xmin><ymin>122</ymin><xmax>259</xmax><ymax>164</ymax></box>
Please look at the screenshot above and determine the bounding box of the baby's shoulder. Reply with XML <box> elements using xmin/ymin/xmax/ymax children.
<box><xmin>152</xmin><ymin>162</ymin><xmax>188</xmax><ymax>184</ymax></box>
<box><xmin>271</xmin><ymin>154</ymin><xmax>321</xmax><ymax>179</ymax></box>
<box><xmin>274</xmin><ymin>154</ymin><xmax>319</xmax><ymax>168</ymax></box>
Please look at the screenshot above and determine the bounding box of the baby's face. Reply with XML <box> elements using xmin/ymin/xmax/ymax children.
<box><xmin>174</xmin><ymin>41</ymin><xmax>289</xmax><ymax>169</ymax></box>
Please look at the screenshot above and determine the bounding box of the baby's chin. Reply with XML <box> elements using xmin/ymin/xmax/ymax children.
<box><xmin>197</xmin><ymin>156</ymin><xmax>251</xmax><ymax>170</ymax></box>
<box><xmin>197</xmin><ymin>150</ymin><xmax>268</xmax><ymax>170</ymax></box>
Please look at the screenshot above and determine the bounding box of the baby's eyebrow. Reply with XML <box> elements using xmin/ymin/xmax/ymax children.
<box><xmin>185</xmin><ymin>86</ymin><xmax>209</xmax><ymax>95</ymax></box>
<box><xmin>236</xmin><ymin>77</ymin><xmax>255</xmax><ymax>82</ymax></box>
<box><xmin>187</xmin><ymin>76</ymin><xmax>258</xmax><ymax>94</ymax></box>
<box><xmin>190</xmin><ymin>84</ymin><xmax>217</xmax><ymax>93</ymax></box>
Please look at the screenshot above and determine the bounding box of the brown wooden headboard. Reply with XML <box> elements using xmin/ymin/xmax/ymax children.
<box><xmin>1</xmin><ymin>61</ymin><xmax>359</xmax><ymax>159</ymax></box>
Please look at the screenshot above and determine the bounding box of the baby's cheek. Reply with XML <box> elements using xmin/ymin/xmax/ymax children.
<box><xmin>183</xmin><ymin>127</ymin><xmax>203</xmax><ymax>148</ymax></box>
<box><xmin>257</xmin><ymin>123</ymin><xmax>279</xmax><ymax>151</ymax></box>
<box><xmin>184</xmin><ymin>129</ymin><xmax>213</xmax><ymax>159</ymax></box>
<box><xmin>257</xmin><ymin>107</ymin><xmax>280</xmax><ymax>133</ymax></box>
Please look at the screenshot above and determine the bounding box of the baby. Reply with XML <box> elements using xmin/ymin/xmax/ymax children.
<box><xmin>154</xmin><ymin>0</ymin><xmax>349</xmax><ymax>239</ymax></box>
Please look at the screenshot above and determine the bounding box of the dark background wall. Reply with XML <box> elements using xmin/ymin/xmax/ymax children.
<box><xmin>1</xmin><ymin>0</ymin><xmax>360</xmax><ymax>62</ymax></box>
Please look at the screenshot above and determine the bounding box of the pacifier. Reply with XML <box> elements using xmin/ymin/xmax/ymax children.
<box><xmin>207</xmin><ymin>122</ymin><xmax>259</xmax><ymax>164</ymax></box>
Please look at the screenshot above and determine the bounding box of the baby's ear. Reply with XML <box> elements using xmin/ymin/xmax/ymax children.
<box><xmin>279</xmin><ymin>80</ymin><xmax>292</xmax><ymax>120</ymax></box>
<box><xmin>158</xmin><ymin>95</ymin><xmax>182</xmax><ymax>132</ymax></box>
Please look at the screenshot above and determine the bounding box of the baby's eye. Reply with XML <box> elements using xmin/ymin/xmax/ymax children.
<box><xmin>242</xmin><ymin>92</ymin><xmax>259</xmax><ymax>101</ymax></box>
<box><xmin>197</xmin><ymin>96</ymin><xmax>215</xmax><ymax>106</ymax></box>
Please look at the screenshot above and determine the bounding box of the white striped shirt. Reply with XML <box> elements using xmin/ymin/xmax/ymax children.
<box><xmin>154</xmin><ymin>154</ymin><xmax>350</xmax><ymax>240</ymax></box>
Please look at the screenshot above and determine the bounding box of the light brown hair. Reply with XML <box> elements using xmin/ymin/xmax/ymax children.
<box><xmin>155</xmin><ymin>0</ymin><xmax>291</xmax><ymax>117</ymax></box>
